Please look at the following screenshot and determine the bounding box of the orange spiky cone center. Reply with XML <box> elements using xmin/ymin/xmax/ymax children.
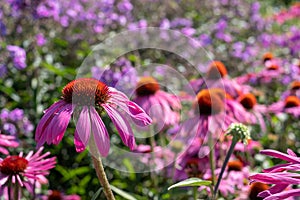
<box><xmin>62</xmin><ymin>78</ymin><xmax>110</xmax><ymax>106</ymax></box>
<box><xmin>0</xmin><ymin>156</ymin><xmax>28</xmax><ymax>175</ymax></box>
<box><xmin>196</xmin><ymin>88</ymin><xmax>225</xmax><ymax>115</ymax></box>
<box><xmin>238</xmin><ymin>93</ymin><xmax>257</xmax><ymax>110</ymax></box>
<box><xmin>249</xmin><ymin>182</ymin><xmax>269</xmax><ymax>200</ymax></box>
<box><xmin>206</xmin><ymin>61</ymin><xmax>228</xmax><ymax>79</ymax></box>
<box><xmin>284</xmin><ymin>96</ymin><xmax>300</xmax><ymax>108</ymax></box>
<box><xmin>136</xmin><ymin>77</ymin><xmax>160</xmax><ymax>96</ymax></box>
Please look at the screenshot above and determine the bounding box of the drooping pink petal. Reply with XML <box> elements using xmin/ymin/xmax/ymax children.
<box><xmin>287</xmin><ymin>149</ymin><xmax>297</xmax><ymax>157</ymax></box>
<box><xmin>42</xmin><ymin>103</ymin><xmax>73</xmax><ymax>146</ymax></box>
<box><xmin>260</xmin><ymin>149</ymin><xmax>300</xmax><ymax>163</ymax></box>
<box><xmin>263</xmin><ymin>163</ymin><xmax>300</xmax><ymax>173</ymax></box>
<box><xmin>35</xmin><ymin>100</ymin><xmax>67</xmax><ymax>142</ymax></box>
<box><xmin>102</xmin><ymin>104</ymin><xmax>136</xmax><ymax>150</ymax></box>
<box><xmin>108</xmin><ymin>87</ymin><xmax>152</xmax><ymax>126</ymax></box>
<box><xmin>250</xmin><ymin>173</ymin><xmax>300</xmax><ymax>185</ymax></box>
<box><xmin>258</xmin><ymin>184</ymin><xmax>289</xmax><ymax>198</ymax></box>
<box><xmin>74</xmin><ymin>106</ymin><xmax>91</xmax><ymax>152</ymax></box>
<box><xmin>90</xmin><ymin>107</ymin><xmax>110</xmax><ymax>157</ymax></box>
<box><xmin>263</xmin><ymin>188</ymin><xmax>300</xmax><ymax>200</ymax></box>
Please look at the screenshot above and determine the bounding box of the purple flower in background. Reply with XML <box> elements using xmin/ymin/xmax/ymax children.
<box><xmin>6</xmin><ymin>45</ymin><xmax>26</xmax><ymax>70</ymax></box>
<box><xmin>92</xmin><ymin>57</ymin><xmax>138</xmax><ymax>94</ymax></box>
<box><xmin>0</xmin><ymin>64</ymin><xmax>7</xmax><ymax>78</ymax></box>
<box><xmin>249</xmin><ymin>149</ymin><xmax>300</xmax><ymax>200</ymax></box>
<box><xmin>36</xmin><ymin>33</ymin><xmax>47</xmax><ymax>46</ymax></box>
<box><xmin>35</xmin><ymin>78</ymin><xmax>152</xmax><ymax>156</ymax></box>
<box><xmin>117</xmin><ymin>0</ymin><xmax>133</xmax><ymax>13</ymax></box>
<box><xmin>198</xmin><ymin>34</ymin><xmax>211</xmax><ymax>47</ymax></box>
<box><xmin>0</xmin><ymin>132</ymin><xmax>19</xmax><ymax>155</ymax></box>
<box><xmin>0</xmin><ymin>21</ymin><xmax>6</xmax><ymax>36</ymax></box>
<box><xmin>0</xmin><ymin>108</ymin><xmax>33</xmax><ymax>135</ymax></box>
<box><xmin>36</xmin><ymin>0</ymin><xmax>60</xmax><ymax>18</ymax></box>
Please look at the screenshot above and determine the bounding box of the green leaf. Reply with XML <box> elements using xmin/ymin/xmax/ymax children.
<box><xmin>91</xmin><ymin>188</ymin><xmax>103</xmax><ymax>200</ymax></box>
<box><xmin>123</xmin><ymin>158</ymin><xmax>136</xmax><ymax>180</ymax></box>
<box><xmin>167</xmin><ymin>178</ymin><xmax>212</xmax><ymax>190</ymax></box>
<box><xmin>110</xmin><ymin>185</ymin><xmax>137</xmax><ymax>200</ymax></box>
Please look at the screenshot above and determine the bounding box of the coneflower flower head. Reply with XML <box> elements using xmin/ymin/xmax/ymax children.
<box><xmin>35</xmin><ymin>78</ymin><xmax>152</xmax><ymax>157</ymax></box>
<box><xmin>226</xmin><ymin>123</ymin><xmax>251</xmax><ymax>144</ymax></box>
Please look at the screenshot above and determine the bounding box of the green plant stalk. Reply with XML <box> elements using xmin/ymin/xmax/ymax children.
<box><xmin>92</xmin><ymin>156</ymin><xmax>115</xmax><ymax>200</ymax></box>
<box><xmin>193</xmin><ymin>187</ymin><xmax>198</xmax><ymax>200</ymax></box>
<box><xmin>14</xmin><ymin>183</ymin><xmax>19</xmax><ymax>200</ymax></box>
<box><xmin>208</xmin><ymin>131</ymin><xmax>215</xmax><ymax>187</ymax></box>
<box><xmin>213</xmin><ymin>136</ymin><xmax>239</xmax><ymax>198</ymax></box>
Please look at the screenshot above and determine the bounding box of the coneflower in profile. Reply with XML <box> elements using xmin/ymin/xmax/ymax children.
<box><xmin>35</xmin><ymin>78</ymin><xmax>152</xmax><ymax>156</ymax></box>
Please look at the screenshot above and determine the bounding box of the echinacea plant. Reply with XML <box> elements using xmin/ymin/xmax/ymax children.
<box><xmin>249</xmin><ymin>149</ymin><xmax>300</xmax><ymax>200</ymax></box>
<box><xmin>35</xmin><ymin>78</ymin><xmax>152</xmax><ymax>200</ymax></box>
<box><xmin>213</xmin><ymin>123</ymin><xmax>250</xmax><ymax>199</ymax></box>
<box><xmin>0</xmin><ymin>147</ymin><xmax>56</xmax><ymax>199</ymax></box>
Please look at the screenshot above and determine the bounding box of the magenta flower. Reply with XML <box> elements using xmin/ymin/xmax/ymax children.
<box><xmin>268</xmin><ymin>96</ymin><xmax>300</xmax><ymax>118</ymax></box>
<box><xmin>281</xmin><ymin>81</ymin><xmax>300</xmax><ymax>100</ymax></box>
<box><xmin>41</xmin><ymin>190</ymin><xmax>81</xmax><ymax>200</ymax></box>
<box><xmin>177</xmin><ymin>88</ymin><xmax>247</xmax><ymax>155</ymax></box>
<box><xmin>236</xmin><ymin>93</ymin><xmax>267</xmax><ymax>132</ymax></box>
<box><xmin>249</xmin><ymin>149</ymin><xmax>300</xmax><ymax>200</ymax></box>
<box><xmin>0</xmin><ymin>132</ymin><xmax>19</xmax><ymax>155</ymax></box>
<box><xmin>190</xmin><ymin>61</ymin><xmax>250</xmax><ymax>99</ymax></box>
<box><xmin>35</xmin><ymin>78</ymin><xmax>152</xmax><ymax>156</ymax></box>
<box><xmin>0</xmin><ymin>147</ymin><xmax>56</xmax><ymax>193</ymax></box>
<box><xmin>133</xmin><ymin>76</ymin><xmax>181</xmax><ymax>128</ymax></box>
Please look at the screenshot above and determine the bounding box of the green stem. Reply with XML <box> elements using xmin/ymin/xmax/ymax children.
<box><xmin>92</xmin><ymin>156</ymin><xmax>115</xmax><ymax>200</ymax></box>
<box><xmin>208</xmin><ymin>131</ymin><xmax>215</xmax><ymax>187</ymax></box>
<box><xmin>213</xmin><ymin>137</ymin><xmax>239</xmax><ymax>198</ymax></box>
<box><xmin>193</xmin><ymin>187</ymin><xmax>198</xmax><ymax>200</ymax></box>
<box><xmin>8</xmin><ymin>184</ymin><xmax>12</xmax><ymax>200</ymax></box>
<box><xmin>13</xmin><ymin>183</ymin><xmax>19</xmax><ymax>200</ymax></box>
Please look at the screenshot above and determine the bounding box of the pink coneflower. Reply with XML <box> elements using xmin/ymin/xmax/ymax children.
<box><xmin>0</xmin><ymin>147</ymin><xmax>56</xmax><ymax>193</ymax></box>
<box><xmin>203</xmin><ymin>160</ymin><xmax>250</xmax><ymax>197</ymax></box>
<box><xmin>281</xmin><ymin>81</ymin><xmax>300</xmax><ymax>100</ymax></box>
<box><xmin>0</xmin><ymin>132</ymin><xmax>19</xmax><ymax>155</ymax></box>
<box><xmin>256</xmin><ymin>59</ymin><xmax>284</xmax><ymax>84</ymax></box>
<box><xmin>35</xmin><ymin>78</ymin><xmax>152</xmax><ymax>156</ymax></box>
<box><xmin>262</xmin><ymin>52</ymin><xmax>274</xmax><ymax>63</ymax></box>
<box><xmin>191</xmin><ymin>61</ymin><xmax>246</xmax><ymax>98</ymax></box>
<box><xmin>42</xmin><ymin>190</ymin><xmax>81</xmax><ymax>200</ymax></box>
<box><xmin>249</xmin><ymin>149</ymin><xmax>300</xmax><ymax>200</ymax></box>
<box><xmin>179</xmin><ymin>88</ymin><xmax>243</xmax><ymax>142</ymax></box>
<box><xmin>133</xmin><ymin>76</ymin><xmax>181</xmax><ymax>128</ymax></box>
<box><xmin>236</xmin><ymin>93</ymin><xmax>267</xmax><ymax>131</ymax></box>
<box><xmin>269</xmin><ymin>95</ymin><xmax>300</xmax><ymax>118</ymax></box>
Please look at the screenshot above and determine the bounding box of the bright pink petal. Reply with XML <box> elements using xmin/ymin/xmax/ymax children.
<box><xmin>263</xmin><ymin>188</ymin><xmax>300</xmax><ymax>200</ymax></box>
<box><xmin>260</xmin><ymin>149</ymin><xmax>300</xmax><ymax>163</ymax></box>
<box><xmin>74</xmin><ymin>106</ymin><xmax>91</xmax><ymax>152</ymax></box>
<box><xmin>102</xmin><ymin>104</ymin><xmax>136</xmax><ymax>150</ymax></box>
<box><xmin>35</xmin><ymin>100</ymin><xmax>67</xmax><ymax>143</ymax></box>
<box><xmin>108</xmin><ymin>87</ymin><xmax>152</xmax><ymax>126</ymax></box>
<box><xmin>258</xmin><ymin>184</ymin><xmax>289</xmax><ymax>198</ymax></box>
<box><xmin>250</xmin><ymin>173</ymin><xmax>300</xmax><ymax>185</ymax></box>
<box><xmin>90</xmin><ymin>107</ymin><xmax>110</xmax><ymax>157</ymax></box>
<box><xmin>42</xmin><ymin>103</ymin><xmax>73</xmax><ymax>146</ymax></box>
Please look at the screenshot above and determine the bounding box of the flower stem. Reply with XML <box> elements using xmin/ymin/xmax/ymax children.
<box><xmin>208</xmin><ymin>131</ymin><xmax>215</xmax><ymax>187</ymax></box>
<box><xmin>213</xmin><ymin>136</ymin><xmax>239</xmax><ymax>198</ymax></box>
<box><xmin>193</xmin><ymin>187</ymin><xmax>198</xmax><ymax>200</ymax></box>
<box><xmin>92</xmin><ymin>156</ymin><xmax>115</xmax><ymax>200</ymax></box>
<box><xmin>14</xmin><ymin>183</ymin><xmax>19</xmax><ymax>200</ymax></box>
